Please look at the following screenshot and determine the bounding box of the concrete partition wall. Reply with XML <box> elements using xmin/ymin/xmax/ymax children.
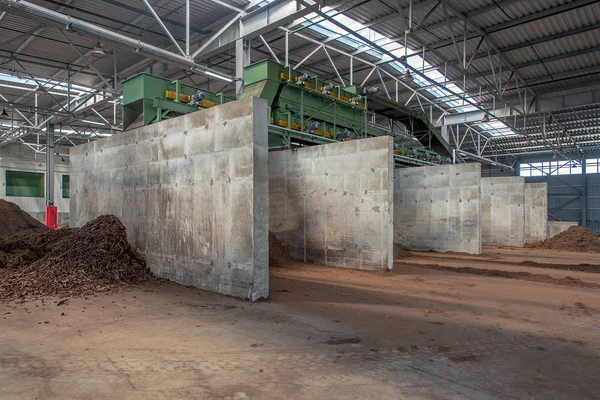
<box><xmin>525</xmin><ymin>183</ymin><xmax>548</xmax><ymax>243</ymax></box>
<box><xmin>394</xmin><ymin>163</ymin><xmax>481</xmax><ymax>254</ymax></box>
<box><xmin>547</xmin><ymin>221</ymin><xmax>578</xmax><ymax>238</ymax></box>
<box><xmin>481</xmin><ymin>177</ymin><xmax>525</xmax><ymax>247</ymax></box>
<box><xmin>269</xmin><ymin>136</ymin><xmax>394</xmax><ymax>270</ymax></box>
<box><xmin>70</xmin><ymin>97</ymin><xmax>269</xmax><ymax>301</ymax></box>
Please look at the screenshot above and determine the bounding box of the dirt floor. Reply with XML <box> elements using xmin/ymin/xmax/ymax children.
<box><xmin>1</xmin><ymin>246</ymin><xmax>600</xmax><ymax>399</ymax></box>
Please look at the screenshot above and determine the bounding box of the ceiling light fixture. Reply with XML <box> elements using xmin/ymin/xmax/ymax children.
<box><xmin>1</xmin><ymin>108</ymin><xmax>8</xmax><ymax>117</ymax></box>
<box><xmin>91</xmin><ymin>42</ymin><xmax>106</xmax><ymax>58</ymax></box>
<box><xmin>203</xmin><ymin>70</ymin><xmax>233</xmax><ymax>83</ymax></box>
<box><xmin>401</xmin><ymin>69</ymin><xmax>413</xmax><ymax>82</ymax></box>
<box><xmin>81</xmin><ymin>119</ymin><xmax>105</xmax><ymax>126</ymax></box>
<box><xmin>35</xmin><ymin>86</ymin><xmax>48</xmax><ymax>95</ymax></box>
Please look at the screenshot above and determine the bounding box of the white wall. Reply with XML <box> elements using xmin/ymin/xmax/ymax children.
<box><xmin>481</xmin><ymin>177</ymin><xmax>526</xmax><ymax>247</ymax></box>
<box><xmin>70</xmin><ymin>98</ymin><xmax>269</xmax><ymax>300</ymax></box>
<box><xmin>0</xmin><ymin>143</ymin><xmax>70</xmax><ymax>223</ymax></box>
<box><xmin>269</xmin><ymin>136</ymin><xmax>394</xmax><ymax>270</ymax></box>
<box><xmin>394</xmin><ymin>163</ymin><xmax>482</xmax><ymax>254</ymax></box>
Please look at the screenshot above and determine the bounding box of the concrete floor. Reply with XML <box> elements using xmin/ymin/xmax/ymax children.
<box><xmin>1</xmin><ymin>247</ymin><xmax>599</xmax><ymax>399</ymax></box>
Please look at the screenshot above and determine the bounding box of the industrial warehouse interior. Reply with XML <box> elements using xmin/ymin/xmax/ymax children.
<box><xmin>0</xmin><ymin>0</ymin><xmax>599</xmax><ymax>398</ymax></box>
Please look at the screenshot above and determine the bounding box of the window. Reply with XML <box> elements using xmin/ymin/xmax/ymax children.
<box><xmin>586</xmin><ymin>158</ymin><xmax>600</xmax><ymax>174</ymax></box>
<box><xmin>5</xmin><ymin>170</ymin><xmax>44</xmax><ymax>197</ymax></box>
<box><xmin>62</xmin><ymin>175</ymin><xmax>70</xmax><ymax>198</ymax></box>
<box><xmin>519</xmin><ymin>160</ymin><xmax>583</xmax><ymax>177</ymax></box>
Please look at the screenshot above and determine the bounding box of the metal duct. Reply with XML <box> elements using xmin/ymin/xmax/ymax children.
<box><xmin>0</xmin><ymin>0</ymin><xmax>234</xmax><ymax>81</ymax></box>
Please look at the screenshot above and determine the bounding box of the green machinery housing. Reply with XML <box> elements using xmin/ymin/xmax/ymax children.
<box><xmin>121</xmin><ymin>60</ymin><xmax>452</xmax><ymax>167</ymax></box>
<box><xmin>241</xmin><ymin>60</ymin><xmax>452</xmax><ymax>166</ymax></box>
<box><xmin>122</xmin><ymin>73</ymin><xmax>235</xmax><ymax>131</ymax></box>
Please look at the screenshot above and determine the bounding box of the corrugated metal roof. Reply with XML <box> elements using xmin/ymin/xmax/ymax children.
<box><xmin>0</xmin><ymin>0</ymin><xmax>599</xmax><ymax>156</ymax></box>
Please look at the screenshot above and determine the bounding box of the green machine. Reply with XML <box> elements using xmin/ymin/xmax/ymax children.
<box><xmin>240</xmin><ymin>59</ymin><xmax>452</xmax><ymax>166</ymax></box>
<box><xmin>122</xmin><ymin>73</ymin><xmax>234</xmax><ymax>131</ymax></box>
<box><xmin>121</xmin><ymin>61</ymin><xmax>452</xmax><ymax>167</ymax></box>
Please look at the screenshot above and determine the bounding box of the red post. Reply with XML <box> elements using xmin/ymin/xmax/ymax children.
<box><xmin>45</xmin><ymin>206</ymin><xmax>58</xmax><ymax>229</ymax></box>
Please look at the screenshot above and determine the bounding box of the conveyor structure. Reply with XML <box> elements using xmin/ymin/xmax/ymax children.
<box><xmin>241</xmin><ymin>60</ymin><xmax>452</xmax><ymax>166</ymax></box>
<box><xmin>122</xmin><ymin>73</ymin><xmax>234</xmax><ymax>131</ymax></box>
<box><xmin>121</xmin><ymin>60</ymin><xmax>453</xmax><ymax>167</ymax></box>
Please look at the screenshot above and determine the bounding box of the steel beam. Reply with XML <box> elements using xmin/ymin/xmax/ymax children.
<box><xmin>457</xmin><ymin>149</ymin><xmax>515</xmax><ymax>170</ymax></box>
<box><xmin>206</xmin><ymin>0</ymin><xmax>243</xmax><ymax>13</ymax></box>
<box><xmin>426</xmin><ymin>0</ymin><xmax>597</xmax><ymax>52</ymax></box>
<box><xmin>259</xmin><ymin>35</ymin><xmax>281</xmax><ymax>64</ymax></box>
<box><xmin>0</xmin><ymin>0</ymin><xmax>233</xmax><ymax>80</ymax></box>
<box><xmin>470</xmin><ymin>46</ymin><xmax>600</xmax><ymax>82</ymax></box>
<box><xmin>191</xmin><ymin>0</ymin><xmax>317</xmax><ymax>59</ymax></box>
<box><xmin>141</xmin><ymin>0</ymin><xmax>186</xmax><ymax>57</ymax></box>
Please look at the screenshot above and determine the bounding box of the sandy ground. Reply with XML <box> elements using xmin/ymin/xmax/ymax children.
<box><xmin>1</xmin><ymin>246</ymin><xmax>599</xmax><ymax>399</ymax></box>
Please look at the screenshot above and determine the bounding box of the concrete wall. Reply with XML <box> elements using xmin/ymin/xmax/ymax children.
<box><xmin>547</xmin><ymin>221</ymin><xmax>578</xmax><ymax>238</ymax></box>
<box><xmin>524</xmin><ymin>183</ymin><xmax>548</xmax><ymax>243</ymax></box>
<box><xmin>70</xmin><ymin>97</ymin><xmax>269</xmax><ymax>301</ymax></box>
<box><xmin>269</xmin><ymin>136</ymin><xmax>393</xmax><ymax>270</ymax></box>
<box><xmin>394</xmin><ymin>163</ymin><xmax>481</xmax><ymax>254</ymax></box>
<box><xmin>481</xmin><ymin>177</ymin><xmax>525</xmax><ymax>247</ymax></box>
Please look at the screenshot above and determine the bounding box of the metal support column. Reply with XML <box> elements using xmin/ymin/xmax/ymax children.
<box><xmin>235</xmin><ymin>38</ymin><xmax>250</xmax><ymax>98</ymax></box>
<box><xmin>67</xmin><ymin>68</ymin><xmax>71</xmax><ymax>112</ymax></box>
<box><xmin>113</xmin><ymin>46</ymin><xmax>118</xmax><ymax>125</ymax></box>
<box><xmin>284</xmin><ymin>30</ymin><xmax>289</xmax><ymax>67</ymax></box>
<box><xmin>45</xmin><ymin>121</ymin><xmax>55</xmax><ymax>207</ymax></box>
<box><xmin>185</xmin><ymin>0</ymin><xmax>190</xmax><ymax>56</ymax></box>
<box><xmin>349</xmin><ymin>56</ymin><xmax>353</xmax><ymax>85</ymax></box>
<box><xmin>582</xmin><ymin>157</ymin><xmax>587</xmax><ymax>227</ymax></box>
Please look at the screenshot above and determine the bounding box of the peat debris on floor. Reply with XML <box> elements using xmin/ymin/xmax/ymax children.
<box><xmin>0</xmin><ymin>215</ymin><xmax>156</xmax><ymax>300</ymax></box>
<box><xmin>410</xmin><ymin>263</ymin><xmax>600</xmax><ymax>289</ymax></box>
<box><xmin>324</xmin><ymin>336</ymin><xmax>363</xmax><ymax>345</ymax></box>
<box><xmin>516</xmin><ymin>261</ymin><xmax>600</xmax><ymax>274</ymax></box>
<box><xmin>526</xmin><ymin>226</ymin><xmax>600</xmax><ymax>253</ymax></box>
<box><xmin>393</xmin><ymin>243</ymin><xmax>412</xmax><ymax>259</ymax></box>
<box><xmin>269</xmin><ymin>232</ymin><xmax>293</xmax><ymax>268</ymax></box>
<box><xmin>0</xmin><ymin>199</ymin><xmax>50</xmax><ymax>239</ymax></box>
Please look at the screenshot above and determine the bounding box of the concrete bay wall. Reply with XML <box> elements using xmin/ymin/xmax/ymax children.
<box><xmin>525</xmin><ymin>182</ymin><xmax>548</xmax><ymax>243</ymax></box>
<box><xmin>481</xmin><ymin>177</ymin><xmax>525</xmax><ymax>247</ymax></box>
<box><xmin>269</xmin><ymin>136</ymin><xmax>394</xmax><ymax>270</ymax></box>
<box><xmin>394</xmin><ymin>163</ymin><xmax>481</xmax><ymax>254</ymax></box>
<box><xmin>547</xmin><ymin>221</ymin><xmax>578</xmax><ymax>238</ymax></box>
<box><xmin>70</xmin><ymin>97</ymin><xmax>269</xmax><ymax>301</ymax></box>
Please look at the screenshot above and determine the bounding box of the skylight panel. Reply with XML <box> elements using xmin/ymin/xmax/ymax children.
<box><xmin>0</xmin><ymin>73</ymin><xmax>97</xmax><ymax>96</ymax></box>
<box><xmin>295</xmin><ymin>8</ymin><xmax>518</xmax><ymax>137</ymax></box>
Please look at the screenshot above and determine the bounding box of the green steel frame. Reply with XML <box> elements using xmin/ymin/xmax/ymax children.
<box><xmin>242</xmin><ymin>60</ymin><xmax>451</xmax><ymax>166</ymax></box>
<box><xmin>121</xmin><ymin>62</ymin><xmax>452</xmax><ymax>167</ymax></box>
<box><xmin>122</xmin><ymin>73</ymin><xmax>234</xmax><ymax>131</ymax></box>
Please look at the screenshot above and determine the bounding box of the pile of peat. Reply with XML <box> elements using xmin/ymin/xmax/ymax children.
<box><xmin>1</xmin><ymin>213</ymin><xmax>155</xmax><ymax>300</ymax></box>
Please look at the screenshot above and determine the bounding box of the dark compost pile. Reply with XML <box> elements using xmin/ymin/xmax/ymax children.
<box><xmin>1</xmin><ymin>212</ymin><xmax>155</xmax><ymax>300</ymax></box>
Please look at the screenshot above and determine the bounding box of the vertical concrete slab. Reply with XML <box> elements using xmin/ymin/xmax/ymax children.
<box><xmin>394</xmin><ymin>163</ymin><xmax>481</xmax><ymax>254</ymax></box>
<box><xmin>547</xmin><ymin>221</ymin><xmax>578</xmax><ymax>238</ymax></box>
<box><xmin>481</xmin><ymin>176</ymin><xmax>525</xmax><ymax>247</ymax></box>
<box><xmin>525</xmin><ymin>182</ymin><xmax>548</xmax><ymax>243</ymax></box>
<box><xmin>70</xmin><ymin>97</ymin><xmax>269</xmax><ymax>301</ymax></box>
<box><xmin>269</xmin><ymin>136</ymin><xmax>394</xmax><ymax>270</ymax></box>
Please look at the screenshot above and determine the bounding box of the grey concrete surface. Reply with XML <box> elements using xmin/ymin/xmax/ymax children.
<box><xmin>269</xmin><ymin>136</ymin><xmax>394</xmax><ymax>270</ymax></box>
<box><xmin>547</xmin><ymin>221</ymin><xmax>579</xmax><ymax>238</ymax></box>
<box><xmin>394</xmin><ymin>163</ymin><xmax>481</xmax><ymax>254</ymax></box>
<box><xmin>70</xmin><ymin>97</ymin><xmax>269</xmax><ymax>300</ymax></box>
<box><xmin>30</xmin><ymin>212</ymin><xmax>70</xmax><ymax>226</ymax></box>
<box><xmin>481</xmin><ymin>177</ymin><xmax>526</xmax><ymax>247</ymax></box>
<box><xmin>525</xmin><ymin>183</ymin><xmax>548</xmax><ymax>243</ymax></box>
